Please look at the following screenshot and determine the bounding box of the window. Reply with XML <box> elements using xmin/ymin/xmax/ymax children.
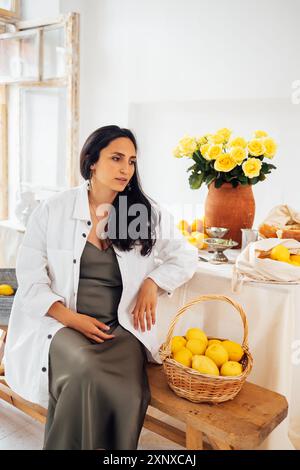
<box><xmin>0</xmin><ymin>0</ymin><xmax>20</xmax><ymax>22</ymax></box>
<box><xmin>0</xmin><ymin>13</ymin><xmax>80</xmax><ymax>219</ymax></box>
<box><xmin>0</xmin><ymin>29</ymin><xmax>40</xmax><ymax>83</ymax></box>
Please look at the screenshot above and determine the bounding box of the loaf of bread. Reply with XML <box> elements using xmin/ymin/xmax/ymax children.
<box><xmin>259</xmin><ymin>223</ymin><xmax>300</xmax><ymax>241</ymax></box>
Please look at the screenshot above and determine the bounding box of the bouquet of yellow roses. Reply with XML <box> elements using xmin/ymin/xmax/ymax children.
<box><xmin>173</xmin><ymin>128</ymin><xmax>277</xmax><ymax>189</ymax></box>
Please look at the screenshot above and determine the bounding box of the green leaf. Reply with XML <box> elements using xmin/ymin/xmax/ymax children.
<box><xmin>214</xmin><ymin>178</ymin><xmax>224</xmax><ymax>188</ymax></box>
<box><xmin>249</xmin><ymin>176</ymin><xmax>259</xmax><ymax>185</ymax></box>
<box><xmin>186</xmin><ymin>164</ymin><xmax>196</xmax><ymax>172</ymax></box>
<box><xmin>238</xmin><ymin>175</ymin><xmax>248</xmax><ymax>185</ymax></box>
<box><xmin>258</xmin><ymin>173</ymin><xmax>266</xmax><ymax>181</ymax></box>
<box><xmin>205</xmin><ymin>174</ymin><xmax>216</xmax><ymax>186</ymax></box>
<box><xmin>192</xmin><ymin>156</ymin><xmax>206</xmax><ymax>171</ymax></box>
<box><xmin>262</xmin><ymin>162</ymin><xmax>276</xmax><ymax>174</ymax></box>
<box><xmin>192</xmin><ymin>152</ymin><xmax>205</xmax><ymax>166</ymax></box>
<box><xmin>231</xmin><ymin>179</ymin><xmax>239</xmax><ymax>188</ymax></box>
<box><xmin>189</xmin><ymin>172</ymin><xmax>204</xmax><ymax>190</ymax></box>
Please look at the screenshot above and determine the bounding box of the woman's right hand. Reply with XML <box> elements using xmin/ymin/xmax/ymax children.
<box><xmin>67</xmin><ymin>311</ymin><xmax>116</xmax><ymax>343</ymax></box>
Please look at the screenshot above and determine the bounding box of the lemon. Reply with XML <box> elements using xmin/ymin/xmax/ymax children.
<box><xmin>222</xmin><ymin>340</ymin><xmax>244</xmax><ymax>362</ymax></box>
<box><xmin>220</xmin><ymin>361</ymin><xmax>243</xmax><ymax>377</ymax></box>
<box><xmin>187</xmin><ymin>231</ymin><xmax>208</xmax><ymax>250</ymax></box>
<box><xmin>190</xmin><ymin>218</ymin><xmax>204</xmax><ymax>233</ymax></box>
<box><xmin>173</xmin><ymin>348</ymin><xmax>193</xmax><ymax>367</ymax></box>
<box><xmin>288</xmin><ymin>260</ymin><xmax>300</xmax><ymax>267</ymax></box>
<box><xmin>177</xmin><ymin>220</ymin><xmax>190</xmax><ymax>232</ymax></box>
<box><xmin>0</xmin><ymin>284</ymin><xmax>14</xmax><ymax>296</ymax></box>
<box><xmin>289</xmin><ymin>255</ymin><xmax>300</xmax><ymax>266</ymax></box>
<box><xmin>185</xmin><ymin>327</ymin><xmax>208</xmax><ymax>346</ymax></box>
<box><xmin>192</xmin><ymin>355</ymin><xmax>219</xmax><ymax>376</ymax></box>
<box><xmin>186</xmin><ymin>233</ymin><xmax>200</xmax><ymax>247</ymax></box>
<box><xmin>205</xmin><ymin>344</ymin><xmax>229</xmax><ymax>367</ymax></box>
<box><xmin>270</xmin><ymin>244</ymin><xmax>290</xmax><ymax>263</ymax></box>
<box><xmin>290</xmin><ymin>255</ymin><xmax>300</xmax><ymax>263</ymax></box>
<box><xmin>186</xmin><ymin>338</ymin><xmax>207</xmax><ymax>355</ymax></box>
<box><xmin>207</xmin><ymin>339</ymin><xmax>222</xmax><ymax>347</ymax></box>
<box><xmin>171</xmin><ymin>336</ymin><xmax>187</xmax><ymax>354</ymax></box>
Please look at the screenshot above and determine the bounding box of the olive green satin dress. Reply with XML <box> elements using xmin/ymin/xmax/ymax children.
<box><xmin>43</xmin><ymin>241</ymin><xmax>151</xmax><ymax>450</ymax></box>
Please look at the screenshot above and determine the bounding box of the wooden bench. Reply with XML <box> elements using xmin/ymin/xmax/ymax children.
<box><xmin>0</xmin><ymin>328</ymin><xmax>288</xmax><ymax>450</ymax></box>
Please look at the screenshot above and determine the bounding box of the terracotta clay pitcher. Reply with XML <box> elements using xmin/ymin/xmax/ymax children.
<box><xmin>204</xmin><ymin>183</ymin><xmax>255</xmax><ymax>248</ymax></box>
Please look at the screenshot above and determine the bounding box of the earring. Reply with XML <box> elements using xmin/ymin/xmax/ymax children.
<box><xmin>127</xmin><ymin>183</ymin><xmax>132</xmax><ymax>191</ymax></box>
<box><xmin>88</xmin><ymin>166</ymin><xmax>94</xmax><ymax>188</ymax></box>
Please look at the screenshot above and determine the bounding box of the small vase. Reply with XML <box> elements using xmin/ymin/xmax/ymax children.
<box><xmin>204</xmin><ymin>183</ymin><xmax>255</xmax><ymax>249</ymax></box>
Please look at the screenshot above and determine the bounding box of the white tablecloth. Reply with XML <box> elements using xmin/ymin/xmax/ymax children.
<box><xmin>156</xmin><ymin>249</ymin><xmax>300</xmax><ymax>450</ymax></box>
<box><xmin>0</xmin><ymin>221</ymin><xmax>25</xmax><ymax>268</ymax></box>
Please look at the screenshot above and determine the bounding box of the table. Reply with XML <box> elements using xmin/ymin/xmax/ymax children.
<box><xmin>0</xmin><ymin>220</ymin><xmax>25</xmax><ymax>268</ymax></box>
<box><xmin>156</xmin><ymin>249</ymin><xmax>300</xmax><ymax>450</ymax></box>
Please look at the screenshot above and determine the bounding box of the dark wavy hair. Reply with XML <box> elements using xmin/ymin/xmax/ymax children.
<box><xmin>80</xmin><ymin>125</ymin><xmax>160</xmax><ymax>256</ymax></box>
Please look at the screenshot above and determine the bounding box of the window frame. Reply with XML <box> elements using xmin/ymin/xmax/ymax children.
<box><xmin>0</xmin><ymin>85</ymin><xmax>8</xmax><ymax>219</ymax></box>
<box><xmin>0</xmin><ymin>12</ymin><xmax>80</xmax><ymax>219</ymax></box>
<box><xmin>0</xmin><ymin>0</ymin><xmax>20</xmax><ymax>22</ymax></box>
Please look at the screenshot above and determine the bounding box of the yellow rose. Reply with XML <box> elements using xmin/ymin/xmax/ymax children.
<box><xmin>197</xmin><ymin>135</ymin><xmax>208</xmax><ymax>146</ymax></box>
<box><xmin>229</xmin><ymin>137</ymin><xmax>247</xmax><ymax>148</ymax></box>
<box><xmin>263</xmin><ymin>137</ymin><xmax>277</xmax><ymax>159</ymax></box>
<box><xmin>216</xmin><ymin>128</ymin><xmax>232</xmax><ymax>141</ymax></box>
<box><xmin>242</xmin><ymin>158</ymin><xmax>262</xmax><ymax>178</ymax></box>
<box><xmin>173</xmin><ymin>146</ymin><xmax>183</xmax><ymax>158</ymax></box>
<box><xmin>229</xmin><ymin>146</ymin><xmax>247</xmax><ymax>165</ymax></box>
<box><xmin>206</xmin><ymin>144</ymin><xmax>223</xmax><ymax>161</ymax></box>
<box><xmin>248</xmin><ymin>139</ymin><xmax>265</xmax><ymax>157</ymax></box>
<box><xmin>200</xmin><ymin>143</ymin><xmax>210</xmax><ymax>159</ymax></box>
<box><xmin>254</xmin><ymin>130</ymin><xmax>268</xmax><ymax>138</ymax></box>
<box><xmin>178</xmin><ymin>135</ymin><xmax>198</xmax><ymax>158</ymax></box>
<box><xmin>209</xmin><ymin>133</ymin><xmax>226</xmax><ymax>145</ymax></box>
<box><xmin>214</xmin><ymin>154</ymin><xmax>237</xmax><ymax>172</ymax></box>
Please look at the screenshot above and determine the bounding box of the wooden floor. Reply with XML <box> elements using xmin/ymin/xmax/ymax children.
<box><xmin>0</xmin><ymin>400</ymin><xmax>186</xmax><ymax>450</ymax></box>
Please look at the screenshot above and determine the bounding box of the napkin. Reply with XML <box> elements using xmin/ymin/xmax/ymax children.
<box><xmin>261</xmin><ymin>204</ymin><xmax>300</xmax><ymax>228</ymax></box>
<box><xmin>232</xmin><ymin>238</ymin><xmax>300</xmax><ymax>292</ymax></box>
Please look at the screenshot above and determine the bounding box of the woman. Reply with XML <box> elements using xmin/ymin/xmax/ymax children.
<box><xmin>3</xmin><ymin>125</ymin><xmax>199</xmax><ymax>450</ymax></box>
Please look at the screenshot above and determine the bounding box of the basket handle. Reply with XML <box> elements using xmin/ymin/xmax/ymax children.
<box><xmin>162</xmin><ymin>294</ymin><xmax>249</xmax><ymax>358</ymax></box>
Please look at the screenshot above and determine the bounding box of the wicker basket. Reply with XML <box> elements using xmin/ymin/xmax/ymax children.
<box><xmin>0</xmin><ymin>268</ymin><xmax>17</xmax><ymax>326</ymax></box>
<box><xmin>159</xmin><ymin>294</ymin><xmax>253</xmax><ymax>404</ymax></box>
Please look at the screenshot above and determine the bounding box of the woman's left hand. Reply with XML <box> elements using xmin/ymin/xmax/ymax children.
<box><xmin>131</xmin><ymin>278</ymin><xmax>158</xmax><ymax>332</ymax></box>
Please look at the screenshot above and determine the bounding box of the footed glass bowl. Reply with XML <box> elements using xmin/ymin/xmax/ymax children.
<box><xmin>205</xmin><ymin>227</ymin><xmax>229</xmax><ymax>239</ymax></box>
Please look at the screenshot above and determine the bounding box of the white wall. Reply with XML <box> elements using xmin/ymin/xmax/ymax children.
<box><xmin>20</xmin><ymin>0</ymin><xmax>60</xmax><ymax>20</ymax></box>
<box><xmin>12</xmin><ymin>0</ymin><xmax>300</xmax><ymax>227</ymax></box>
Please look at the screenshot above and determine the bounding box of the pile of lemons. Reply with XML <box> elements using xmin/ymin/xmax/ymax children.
<box><xmin>0</xmin><ymin>284</ymin><xmax>14</xmax><ymax>296</ymax></box>
<box><xmin>269</xmin><ymin>245</ymin><xmax>300</xmax><ymax>267</ymax></box>
<box><xmin>177</xmin><ymin>218</ymin><xmax>209</xmax><ymax>250</ymax></box>
<box><xmin>171</xmin><ymin>327</ymin><xmax>244</xmax><ymax>377</ymax></box>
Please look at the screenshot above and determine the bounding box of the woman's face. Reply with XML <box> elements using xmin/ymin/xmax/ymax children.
<box><xmin>91</xmin><ymin>137</ymin><xmax>137</xmax><ymax>192</ymax></box>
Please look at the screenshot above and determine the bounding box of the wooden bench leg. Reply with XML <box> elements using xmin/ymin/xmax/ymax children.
<box><xmin>186</xmin><ymin>423</ymin><xmax>203</xmax><ymax>450</ymax></box>
<box><xmin>206</xmin><ymin>436</ymin><xmax>232</xmax><ymax>450</ymax></box>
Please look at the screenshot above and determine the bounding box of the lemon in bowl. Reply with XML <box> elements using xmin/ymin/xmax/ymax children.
<box><xmin>173</xmin><ymin>348</ymin><xmax>193</xmax><ymax>368</ymax></box>
<box><xmin>171</xmin><ymin>336</ymin><xmax>187</xmax><ymax>354</ymax></box>
<box><xmin>222</xmin><ymin>340</ymin><xmax>244</xmax><ymax>362</ymax></box>
<box><xmin>0</xmin><ymin>284</ymin><xmax>14</xmax><ymax>296</ymax></box>
<box><xmin>220</xmin><ymin>361</ymin><xmax>243</xmax><ymax>377</ymax></box>
<box><xmin>205</xmin><ymin>343</ymin><xmax>229</xmax><ymax>368</ymax></box>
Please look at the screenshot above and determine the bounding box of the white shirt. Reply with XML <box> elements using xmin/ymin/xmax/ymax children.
<box><xmin>3</xmin><ymin>180</ymin><xmax>198</xmax><ymax>408</ymax></box>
